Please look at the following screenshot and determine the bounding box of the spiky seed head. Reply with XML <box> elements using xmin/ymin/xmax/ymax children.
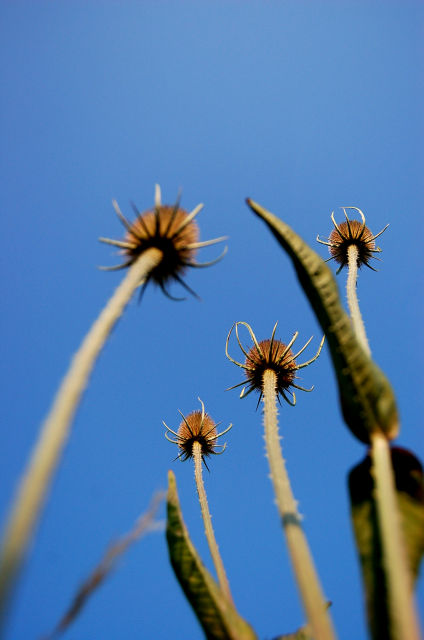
<box><xmin>164</xmin><ymin>399</ymin><xmax>232</xmax><ymax>465</ymax></box>
<box><xmin>100</xmin><ymin>186</ymin><xmax>228</xmax><ymax>299</ymax></box>
<box><xmin>316</xmin><ymin>207</ymin><xmax>389</xmax><ymax>273</ymax></box>
<box><xmin>328</xmin><ymin>220</ymin><xmax>375</xmax><ymax>269</ymax></box>
<box><xmin>226</xmin><ymin>322</ymin><xmax>325</xmax><ymax>406</ymax></box>
<box><xmin>178</xmin><ymin>411</ymin><xmax>218</xmax><ymax>460</ymax></box>
<box><xmin>125</xmin><ymin>206</ymin><xmax>199</xmax><ymax>286</ymax></box>
<box><xmin>245</xmin><ymin>339</ymin><xmax>296</xmax><ymax>396</ymax></box>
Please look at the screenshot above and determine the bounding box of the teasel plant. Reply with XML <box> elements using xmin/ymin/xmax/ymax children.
<box><xmin>226</xmin><ymin>321</ymin><xmax>336</xmax><ymax>640</ymax></box>
<box><xmin>318</xmin><ymin>208</ymin><xmax>421</xmax><ymax>640</ymax></box>
<box><xmin>164</xmin><ymin>399</ymin><xmax>234</xmax><ymax>605</ymax></box>
<box><xmin>316</xmin><ymin>206</ymin><xmax>388</xmax><ymax>357</ymax></box>
<box><xmin>0</xmin><ymin>185</ymin><xmax>227</xmax><ymax>624</ymax></box>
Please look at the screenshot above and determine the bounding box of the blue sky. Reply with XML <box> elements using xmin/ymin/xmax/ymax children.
<box><xmin>1</xmin><ymin>2</ymin><xmax>423</xmax><ymax>639</ymax></box>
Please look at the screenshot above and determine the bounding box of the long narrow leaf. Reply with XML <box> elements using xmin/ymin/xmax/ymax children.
<box><xmin>166</xmin><ymin>471</ymin><xmax>257</xmax><ymax>640</ymax></box>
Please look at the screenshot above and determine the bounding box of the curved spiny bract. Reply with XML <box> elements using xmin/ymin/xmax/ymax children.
<box><xmin>317</xmin><ymin>206</ymin><xmax>389</xmax><ymax>273</ymax></box>
<box><xmin>226</xmin><ymin>321</ymin><xmax>324</xmax><ymax>406</ymax></box>
<box><xmin>163</xmin><ymin>398</ymin><xmax>232</xmax><ymax>468</ymax></box>
<box><xmin>100</xmin><ymin>185</ymin><xmax>227</xmax><ymax>299</ymax></box>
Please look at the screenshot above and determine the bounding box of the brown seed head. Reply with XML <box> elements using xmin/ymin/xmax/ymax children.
<box><xmin>226</xmin><ymin>322</ymin><xmax>325</xmax><ymax>406</ymax></box>
<box><xmin>316</xmin><ymin>207</ymin><xmax>389</xmax><ymax>273</ymax></box>
<box><xmin>164</xmin><ymin>398</ymin><xmax>232</xmax><ymax>465</ymax></box>
<box><xmin>100</xmin><ymin>185</ymin><xmax>227</xmax><ymax>299</ymax></box>
<box><xmin>245</xmin><ymin>339</ymin><xmax>297</xmax><ymax>397</ymax></box>
<box><xmin>328</xmin><ymin>220</ymin><xmax>375</xmax><ymax>268</ymax></box>
<box><xmin>124</xmin><ymin>205</ymin><xmax>199</xmax><ymax>288</ymax></box>
<box><xmin>177</xmin><ymin>411</ymin><xmax>218</xmax><ymax>460</ymax></box>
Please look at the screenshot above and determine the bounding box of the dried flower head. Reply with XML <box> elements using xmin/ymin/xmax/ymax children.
<box><xmin>226</xmin><ymin>321</ymin><xmax>325</xmax><ymax>406</ymax></box>
<box><xmin>316</xmin><ymin>206</ymin><xmax>388</xmax><ymax>274</ymax></box>
<box><xmin>100</xmin><ymin>185</ymin><xmax>227</xmax><ymax>299</ymax></box>
<box><xmin>164</xmin><ymin>398</ymin><xmax>232</xmax><ymax>467</ymax></box>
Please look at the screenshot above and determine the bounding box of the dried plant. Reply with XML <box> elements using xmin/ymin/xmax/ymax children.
<box><xmin>226</xmin><ymin>322</ymin><xmax>334</xmax><ymax>640</ymax></box>
<box><xmin>246</xmin><ymin>196</ymin><xmax>423</xmax><ymax>640</ymax></box>
<box><xmin>226</xmin><ymin>321</ymin><xmax>324</xmax><ymax>406</ymax></box>
<box><xmin>164</xmin><ymin>399</ymin><xmax>233</xmax><ymax>604</ymax></box>
<box><xmin>100</xmin><ymin>184</ymin><xmax>226</xmax><ymax>300</ymax></box>
<box><xmin>0</xmin><ymin>186</ymin><xmax>226</xmax><ymax>622</ymax></box>
<box><xmin>317</xmin><ymin>207</ymin><xmax>420</xmax><ymax>640</ymax></box>
<box><xmin>317</xmin><ymin>207</ymin><xmax>388</xmax><ymax>355</ymax></box>
<box><xmin>2</xmin><ymin>190</ymin><xmax>422</xmax><ymax>640</ymax></box>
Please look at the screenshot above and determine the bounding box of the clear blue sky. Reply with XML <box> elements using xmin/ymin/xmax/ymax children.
<box><xmin>1</xmin><ymin>2</ymin><xmax>422</xmax><ymax>639</ymax></box>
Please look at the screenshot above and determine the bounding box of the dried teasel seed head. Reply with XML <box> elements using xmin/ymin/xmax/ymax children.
<box><xmin>316</xmin><ymin>206</ymin><xmax>389</xmax><ymax>273</ymax></box>
<box><xmin>124</xmin><ymin>206</ymin><xmax>199</xmax><ymax>288</ymax></box>
<box><xmin>99</xmin><ymin>185</ymin><xmax>227</xmax><ymax>299</ymax></box>
<box><xmin>245</xmin><ymin>339</ymin><xmax>297</xmax><ymax>397</ymax></box>
<box><xmin>177</xmin><ymin>411</ymin><xmax>218</xmax><ymax>459</ymax></box>
<box><xmin>226</xmin><ymin>322</ymin><xmax>325</xmax><ymax>406</ymax></box>
<box><xmin>164</xmin><ymin>398</ymin><xmax>232</xmax><ymax>465</ymax></box>
<box><xmin>328</xmin><ymin>220</ymin><xmax>375</xmax><ymax>268</ymax></box>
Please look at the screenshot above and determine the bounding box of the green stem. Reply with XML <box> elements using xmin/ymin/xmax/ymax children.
<box><xmin>346</xmin><ymin>245</ymin><xmax>371</xmax><ymax>356</ymax></box>
<box><xmin>370</xmin><ymin>432</ymin><xmax>421</xmax><ymax>639</ymax></box>
<box><xmin>262</xmin><ymin>369</ymin><xmax>336</xmax><ymax>640</ymax></box>
<box><xmin>192</xmin><ymin>441</ymin><xmax>234</xmax><ymax>605</ymax></box>
<box><xmin>0</xmin><ymin>247</ymin><xmax>163</xmax><ymax>624</ymax></box>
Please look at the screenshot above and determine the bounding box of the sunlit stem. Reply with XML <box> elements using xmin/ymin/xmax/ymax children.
<box><xmin>0</xmin><ymin>247</ymin><xmax>163</xmax><ymax>625</ymax></box>
<box><xmin>192</xmin><ymin>441</ymin><xmax>233</xmax><ymax>605</ymax></box>
<box><xmin>346</xmin><ymin>245</ymin><xmax>371</xmax><ymax>356</ymax></box>
<box><xmin>370</xmin><ymin>432</ymin><xmax>421</xmax><ymax>640</ymax></box>
<box><xmin>262</xmin><ymin>369</ymin><xmax>336</xmax><ymax>640</ymax></box>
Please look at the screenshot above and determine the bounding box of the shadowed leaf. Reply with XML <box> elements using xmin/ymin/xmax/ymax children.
<box><xmin>246</xmin><ymin>198</ymin><xmax>398</xmax><ymax>444</ymax></box>
<box><xmin>349</xmin><ymin>447</ymin><xmax>424</xmax><ymax>639</ymax></box>
<box><xmin>166</xmin><ymin>470</ymin><xmax>257</xmax><ymax>640</ymax></box>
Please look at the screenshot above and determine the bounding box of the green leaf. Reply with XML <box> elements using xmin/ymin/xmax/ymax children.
<box><xmin>246</xmin><ymin>198</ymin><xmax>398</xmax><ymax>444</ymax></box>
<box><xmin>166</xmin><ymin>471</ymin><xmax>257</xmax><ymax>640</ymax></box>
<box><xmin>349</xmin><ymin>447</ymin><xmax>424</xmax><ymax>639</ymax></box>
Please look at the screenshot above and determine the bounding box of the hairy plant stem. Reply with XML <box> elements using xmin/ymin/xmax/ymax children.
<box><xmin>262</xmin><ymin>370</ymin><xmax>336</xmax><ymax>640</ymax></box>
<box><xmin>0</xmin><ymin>247</ymin><xmax>163</xmax><ymax>624</ymax></box>
<box><xmin>192</xmin><ymin>441</ymin><xmax>233</xmax><ymax>605</ymax></box>
<box><xmin>345</xmin><ymin>244</ymin><xmax>421</xmax><ymax>638</ymax></box>
<box><xmin>346</xmin><ymin>244</ymin><xmax>371</xmax><ymax>356</ymax></box>
<box><xmin>370</xmin><ymin>432</ymin><xmax>421</xmax><ymax>639</ymax></box>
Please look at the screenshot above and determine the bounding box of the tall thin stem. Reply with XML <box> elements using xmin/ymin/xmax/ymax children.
<box><xmin>0</xmin><ymin>247</ymin><xmax>163</xmax><ymax>624</ymax></box>
<box><xmin>262</xmin><ymin>369</ymin><xmax>336</xmax><ymax>640</ymax></box>
<box><xmin>370</xmin><ymin>432</ymin><xmax>421</xmax><ymax>639</ymax></box>
<box><xmin>346</xmin><ymin>245</ymin><xmax>421</xmax><ymax>638</ymax></box>
<box><xmin>346</xmin><ymin>244</ymin><xmax>371</xmax><ymax>356</ymax></box>
<box><xmin>192</xmin><ymin>441</ymin><xmax>233</xmax><ymax>604</ymax></box>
